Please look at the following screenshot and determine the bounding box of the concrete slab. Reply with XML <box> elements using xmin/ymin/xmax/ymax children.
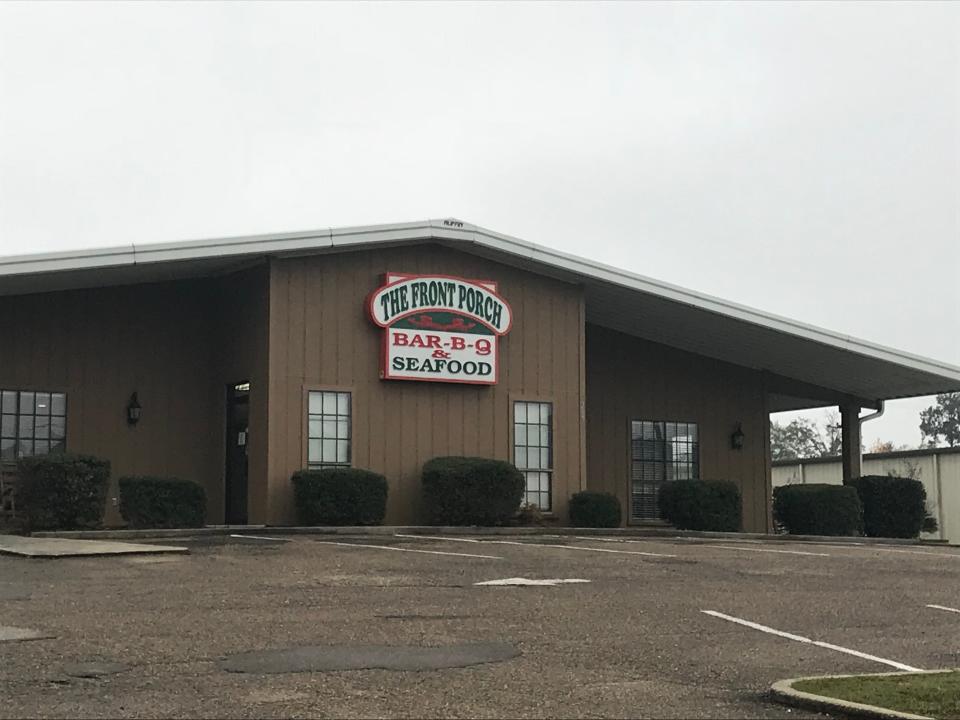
<box><xmin>0</xmin><ymin>626</ymin><xmax>53</xmax><ymax>642</ymax></box>
<box><xmin>0</xmin><ymin>535</ymin><xmax>187</xmax><ymax>558</ymax></box>
<box><xmin>220</xmin><ymin>642</ymin><xmax>520</xmax><ymax>674</ymax></box>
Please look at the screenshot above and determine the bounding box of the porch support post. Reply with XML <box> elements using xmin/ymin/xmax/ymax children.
<box><xmin>840</xmin><ymin>404</ymin><xmax>862</xmax><ymax>484</ymax></box>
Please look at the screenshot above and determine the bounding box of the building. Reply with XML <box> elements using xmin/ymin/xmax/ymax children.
<box><xmin>1</xmin><ymin>219</ymin><xmax>958</xmax><ymax>531</ymax></box>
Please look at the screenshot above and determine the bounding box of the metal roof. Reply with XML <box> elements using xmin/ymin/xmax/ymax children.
<box><xmin>2</xmin><ymin>217</ymin><xmax>958</xmax><ymax>410</ymax></box>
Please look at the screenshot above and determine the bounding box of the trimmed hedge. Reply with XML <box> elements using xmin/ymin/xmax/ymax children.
<box><xmin>422</xmin><ymin>456</ymin><xmax>524</xmax><ymax>525</ymax></box>
<box><xmin>657</xmin><ymin>480</ymin><xmax>741</xmax><ymax>532</ymax></box>
<box><xmin>773</xmin><ymin>483</ymin><xmax>863</xmax><ymax>536</ymax></box>
<box><xmin>846</xmin><ymin>475</ymin><xmax>927</xmax><ymax>539</ymax></box>
<box><xmin>118</xmin><ymin>476</ymin><xmax>207</xmax><ymax>529</ymax></box>
<box><xmin>569</xmin><ymin>491</ymin><xmax>622</xmax><ymax>528</ymax></box>
<box><xmin>17</xmin><ymin>453</ymin><xmax>111</xmax><ymax>531</ymax></box>
<box><xmin>292</xmin><ymin>468</ymin><xmax>388</xmax><ymax>526</ymax></box>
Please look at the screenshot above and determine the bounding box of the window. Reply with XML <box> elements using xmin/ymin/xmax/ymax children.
<box><xmin>0</xmin><ymin>390</ymin><xmax>67</xmax><ymax>461</ymax></box>
<box><xmin>307</xmin><ymin>391</ymin><xmax>351</xmax><ymax>469</ymax></box>
<box><xmin>514</xmin><ymin>401</ymin><xmax>553</xmax><ymax>510</ymax></box>
<box><xmin>630</xmin><ymin>420</ymin><xmax>699</xmax><ymax>521</ymax></box>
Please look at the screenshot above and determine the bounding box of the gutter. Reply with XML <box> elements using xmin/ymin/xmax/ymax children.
<box><xmin>859</xmin><ymin>400</ymin><xmax>886</xmax><ymax>467</ymax></box>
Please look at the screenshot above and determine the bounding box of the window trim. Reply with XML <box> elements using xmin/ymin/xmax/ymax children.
<box><xmin>302</xmin><ymin>385</ymin><xmax>354</xmax><ymax>471</ymax></box>
<box><xmin>626</xmin><ymin>417</ymin><xmax>701</xmax><ymax>525</ymax></box>
<box><xmin>511</xmin><ymin>398</ymin><xmax>555</xmax><ymax>512</ymax></box>
<box><xmin>0</xmin><ymin>387</ymin><xmax>68</xmax><ymax>461</ymax></box>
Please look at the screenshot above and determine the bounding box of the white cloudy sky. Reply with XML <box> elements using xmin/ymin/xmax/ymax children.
<box><xmin>1</xmin><ymin>1</ymin><xmax>958</xmax><ymax>448</ymax></box>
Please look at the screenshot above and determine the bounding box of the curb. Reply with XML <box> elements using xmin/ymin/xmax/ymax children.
<box><xmin>770</xmin><ymin>670</ymin><xmax>956</xmax><ymax>720</ymax></box>
<box><xmin>29</xmin><ymin>525</ymin><xmax>951</xmax><ymax>545</ymax></box>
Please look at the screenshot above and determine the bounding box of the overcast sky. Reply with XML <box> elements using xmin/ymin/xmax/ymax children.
<box><xmin>1</xmin><ymin>1</ymin><xmax>958</xmax><ymax>448</ymax></box>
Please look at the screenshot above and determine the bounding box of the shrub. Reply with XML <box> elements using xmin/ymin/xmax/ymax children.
<box><xmin>569</xmin><ymin>491</ymin><xmax>622</xmax><ymax>528</ymax></box>
<box><xmin>118</xmin><ymin>476</ymin><xmax>207</xmax><ymax>529</ymax></box>
<box><xmin>657</xmin><ymin>480</ymin><xmax>741</xmax><ymax>532</ymax></box>
<box><xmin>772</xmin><ymin>484</ymin><xmax>862</xmax><ymax>536</ymax></box>
<box><xmin>421</xmin><ymin>456</ymin><xmax>524</xmax><ymax>525</ymax></box>
<box><xmin>17</xmin><ymin>453</ymin><xmax>111</xmax><ymax>531</ymax></box>
<box><xmin>292</xmin><ymin>468</ymin><xmax>388</xmax><ymax>526</ymax></box>
<box><xmin>846</xmin><ymin>475</ymin><xmax>927</xmax><ymax>538</ymax></box>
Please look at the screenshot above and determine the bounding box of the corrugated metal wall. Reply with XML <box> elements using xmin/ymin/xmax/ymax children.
<box><xmin>264</xmin><ymin>245</ymin><xmax>586</xmax><ymax>525</ymax></box>
<box><xmin>585</xmin><ymin>324</ymin><xmax>772</xmax><ymax>532</ymax></box>
<box><xmin>772</xmin><ymin>449</ymin><xmax>960</xmax><ymax>542</ymax></box>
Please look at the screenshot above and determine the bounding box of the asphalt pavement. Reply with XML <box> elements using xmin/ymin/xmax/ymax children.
<box><xmin>2</xmin><ymin>532</ymin><xmax>958</xmax><ymax>719</ymax></box>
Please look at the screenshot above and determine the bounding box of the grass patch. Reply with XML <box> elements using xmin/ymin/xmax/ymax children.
<box><xmin>793</xmin><ymin>670</ymin><xmax>960</xmax><ymax>718</ymax></box>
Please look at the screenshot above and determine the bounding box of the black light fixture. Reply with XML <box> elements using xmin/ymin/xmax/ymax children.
<box><xmin>126</xmin><ymin>392</ymin><xmax>142</xmax><ymax>426</ymax></box>
<box><xmin>730</xmin><ymin>422</ymin><xmax>745</xmax><ymax>450</ymax></box>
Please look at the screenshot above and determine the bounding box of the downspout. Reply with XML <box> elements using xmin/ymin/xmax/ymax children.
<box><xmin>858</xmin><ymin>400</ymin><xmax>886</xmax><ymax>469</ymax></box>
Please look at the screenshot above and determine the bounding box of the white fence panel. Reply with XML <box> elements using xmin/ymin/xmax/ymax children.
<box><xmin>772</xmin><ymin>449</ymin><xmax>960</xmax><ymax>543</ymax></box>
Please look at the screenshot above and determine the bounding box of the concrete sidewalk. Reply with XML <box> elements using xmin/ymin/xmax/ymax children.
<box><xmin>0</xmin><ymin>535</ymin><xmax>188</xmax><ymax>558</ymax></box>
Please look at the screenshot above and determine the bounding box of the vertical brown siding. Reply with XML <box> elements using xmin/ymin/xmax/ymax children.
<box><xmin>585</xmin><ymin>324</ymin><xmax>771</xmax><ymax>532</ymax></box>
<box><xmin>0</xmin><ymin>268</ymin><xmax>270</xmax><ymax>525</ymax></box>
<box><xmin>265</xmin><ymin>244</ymin><xmax>585</xmax><ymax>525</ymax></box>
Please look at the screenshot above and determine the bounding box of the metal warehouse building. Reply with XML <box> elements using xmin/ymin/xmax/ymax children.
<box><xmin>1</xmin><ymin>219</ymin><xmax>959</xmax><ymax>531</ymax></box>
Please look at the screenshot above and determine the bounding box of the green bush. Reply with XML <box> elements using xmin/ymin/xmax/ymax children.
<box><xmin>773</xmin><ymin>484</ymin><xmax>863</xmax><ymax>536</ymax></box>
<box><xmin>846</xmin><ymin>475</ymin><xmax>927</xmax><ymax>538</ymax></box>
<box><xmin>421</xmin><ymin>456</ymin><xmax>524</xmax><ymax>525</ymax></box>
<box><xmin>569</xmin><ymin>491</ymin><xmax>622</xmax><ymax>528</ymax></box>
<box><xmin>657</xmin><ymin>480</ymin><xmax>742</xmax><ymax>531</ymax></box>
<box><xmin>292</xmin><ymin>468</ymin><xmax>388</xmax><ymax>526</ymax></box>
<box><xmin>118</xmin><ymin>476</ymin><xmax>206</xmax><ymax>529</ymax></box>
<box><xmin>17</xmin><ymin>453</ymin><xmax>111</xmax><ymax>531</ymax></box>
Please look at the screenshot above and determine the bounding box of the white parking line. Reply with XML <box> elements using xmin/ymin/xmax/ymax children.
<box><xmin>801</xmin><ymin>542</ymin><xmax>960</xmax><ymax>558</ymax></box>
<box><xmin>495</xmin><ymin>540</ymin><xmax>676</xmax><ymax>558</ymax></box>
<box><xmin>926</xmin><ymin>604</ymin><xmax>960</xmax><ymax>615</ymax></box>
<box><xmin>229</xmin><ymin>534</ymin><xmax>286</xmax><ymax>542</ymax></box>
<box><xmin>708</xmin><ymin>545</ymin><xmax>830</xmax><ymax>557</ymax></box>
<box><xmin>315</xmin><ymin>541</ymin><xmax>502</xmax><ymax>560</ymax></box>
<box><xmin>702</xmin><ymin>610</ymin><xmax>922</xmax><ymax>672</ymax></box>
<box><xmin>395</xmin><ymin>534</ymin><xmax>482</xmax><ymax>543</ymax></box>
<box><xmin>395</xmin><ymin>534</ymin><xmax>676</xmax><ymax>557</ymax></box>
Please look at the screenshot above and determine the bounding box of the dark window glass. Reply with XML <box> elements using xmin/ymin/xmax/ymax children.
<box><xmin>0</xmin><ymin>389</ymin><xmax>67</xmax><ymax>460</ymax></box>
<box><xmin>630</xmin><ymin>420</ymin><xmax>699</xmax><ymax>521</ymax></box>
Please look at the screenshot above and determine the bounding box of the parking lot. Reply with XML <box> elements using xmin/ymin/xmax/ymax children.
<box><xmin>2</xmin><ymin>533</ymin><xmax>959</xmax><ymax>719</ymax></box>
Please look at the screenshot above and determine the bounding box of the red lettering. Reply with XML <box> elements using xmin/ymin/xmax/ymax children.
<box><xmin>450</xmin><ymin>336</ymin><xmax>466</xmax><ymax>350</ymax></box>
<box><xmin>393</xmin><ymin>332</ymin><xmax>409</xmax><ymax>346</ymax></box>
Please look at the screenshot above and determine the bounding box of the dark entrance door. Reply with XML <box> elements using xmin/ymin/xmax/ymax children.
<box><xmin>225</xmin><ymin>381</ymin><xmax>250</xmax><ymax>524</ymax></box>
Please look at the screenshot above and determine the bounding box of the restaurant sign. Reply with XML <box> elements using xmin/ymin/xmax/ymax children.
<box><xmin>367</xmin><ymin>273</ymin><xmax>513</xmax><ymax>385</ymax></box>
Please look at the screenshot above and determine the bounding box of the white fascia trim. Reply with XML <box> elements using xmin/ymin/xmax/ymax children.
<box><xmin>0</xmin><ymin>243</ymin><xmax>137</xmax><ymax>275</ymax></box>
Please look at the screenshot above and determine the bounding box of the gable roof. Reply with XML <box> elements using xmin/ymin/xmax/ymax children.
<box><xmin>1</xmin><ymin>217</ymin><xmax>958</xmax><ymax>410</ymax></box>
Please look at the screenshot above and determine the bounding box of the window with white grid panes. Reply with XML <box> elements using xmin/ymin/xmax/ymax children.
<box><xmin>1</xmin><ymin>390</ymin><xmax>67</xmax><ymax>461</ymax></box>
<box><xmin>513</xmin><ymin>401</ymin><xmax>553</xmax><ymax>510</ymax></box>
<box><xmin>307</xmin><ymin>391</ymin><xmax>351</xmax><ymax>469</ymax></box>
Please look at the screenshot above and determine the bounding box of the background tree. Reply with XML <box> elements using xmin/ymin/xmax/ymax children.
<box><xmin>919</xmin><ymin>392</ymin><xmax>960</xmax><ymax>448</ymax></box>
<box><xmin>770</xmin><ymin>417</ymin><xmax>828</xmax><ymax>460</ymax></box>
<box><xmin>770</xmin><ymin>411</ymin><xmax>847</xmax><ymax>461</ymax></box>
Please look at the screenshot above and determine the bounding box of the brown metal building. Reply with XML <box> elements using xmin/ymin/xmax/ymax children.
<box><xmin>2</xmin><ymin>219</ymin><xmax>959</xmax><ymax>531</ymax></box>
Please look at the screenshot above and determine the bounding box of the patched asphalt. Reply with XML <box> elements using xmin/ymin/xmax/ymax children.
<box><xmin>1</xmin><ymin>532</ymin><xmax>959</xmax><ymax>718</ymax></box>
<box><xmin>220</xmin><ymin>642</ymin><xmax>520</xmax><ymax>673</ymax></box>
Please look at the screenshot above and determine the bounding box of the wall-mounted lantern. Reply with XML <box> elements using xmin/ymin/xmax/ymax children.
<box><xmin>126</xmin><ymin>392</ymin><xmax>142</xmax><ymax>426</ymax></box>
<box><xmin>730</xmin><ymin>422</ymin><xmax>745</xmax><ymax>450</ymax></box>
